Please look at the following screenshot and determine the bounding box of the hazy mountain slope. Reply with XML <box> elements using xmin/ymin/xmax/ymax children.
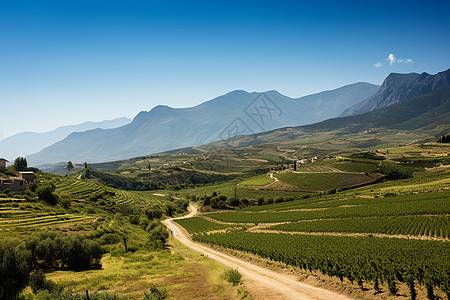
<box><xmin>212</xmin><ymin>85</ymin><xmax>450</xmax><ymax>149</ymax></box>
<box><xmin>342</xmin><ymin>68</ymin><xmax>450</xmax><ymax>116</ymax></box>
<box><xmin>27</xmin><ymin>83</ymin><xmax>378</xmax><ymax>165</ymax></box>
<box><xmin>0</xmin><ymin>117</ymin><xmax>131</xmax><ymax>161</ymax></box>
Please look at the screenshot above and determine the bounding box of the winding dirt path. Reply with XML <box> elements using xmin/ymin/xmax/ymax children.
<box><xmin>163</xmin><ymin>205</ymin><xmax>351</xmax><ymax>300</ymax></box>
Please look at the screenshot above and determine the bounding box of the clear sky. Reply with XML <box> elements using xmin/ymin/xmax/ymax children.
<box><xmin>1</xmin><ymin>0</ymin><xmax>449</xmax><ymax>139</ymax></box>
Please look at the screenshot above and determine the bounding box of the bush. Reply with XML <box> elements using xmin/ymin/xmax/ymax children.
<box><xmin>29</xmin><ymin>270</ymin><xmax>59</xmax><ymax>294</ymax></box>
<box><xmin>227</xmin><ymin>197</ymin><xmax>240</xmax><ymax>207</ymax></box>
<box><xmin>223</xmin><ymin>268</ymin><xmax>242</xmax><ymax>286</ymax></box>
<box><xmin>36</xmin><ymin>184</ymin><xmax>58</xmax><ymax>205</ymax></box>
<box><xmin>275</xmin><ymin>197</ymin><xmax>284</xmax><ymax>203</ymax></box>
<box><xmin>257</xmin><ymin>197</ymin><xmax>264</xmax><ymax>205</ymax></box>
<box><xmin>143</xmin><ymin>284</ymin><xmax>168</xmax><ymax>300</ymax></box>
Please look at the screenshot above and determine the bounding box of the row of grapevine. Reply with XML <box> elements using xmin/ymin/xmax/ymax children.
<box><xmin>208</xmin><ymin>191</ymin><xmax>450</xmax><ymax>223</ymax></box>
<box><xmin>175</xmin><ymin>217</ymin><xmax>243</xmax><ymax>234</ymax></box>
<box><xmin>195</xmin><ymin>232</ymin><xmax>450</xmax><ymax>299</ymax></box>
<box><xmin>267</xmin><ymin>215</ymin><xmax>450</xmax><ymax>238</ymax></box>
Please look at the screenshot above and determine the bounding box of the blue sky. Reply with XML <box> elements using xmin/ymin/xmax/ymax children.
<box><xmin>1</xmin><ymin>0</ymin><xmax>449</xmax><ymax>139</ymax></box>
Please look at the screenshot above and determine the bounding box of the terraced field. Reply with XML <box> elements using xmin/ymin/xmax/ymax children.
<box><xmin>55</xmin><ymin>179</ymin><xmax>106</xmax><ymax>199</ymax></box>
<box><xmin>0</xmin><ymin>205</ymin><xmax>93</xmax><ymax>229</ymax></box>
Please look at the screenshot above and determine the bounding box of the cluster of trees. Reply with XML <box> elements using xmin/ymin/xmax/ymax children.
<box><xmin>26</xmin><ymin>232</ymin><xmax>103</xmax><ymax>270</ymax></box>
<box><xmin>0</xmin><ymin>232</ymin><xmax>104</xmax><ymax>299</ymax></box>
<box><xmin>83</xmin><ymin>168</ymin><xmax>165</xmax><ymax>191</ymax></box>
<box><xmin>438</xmin><ymin>135</ymin><xmax>450</xmax><ymax>143</ymax></box>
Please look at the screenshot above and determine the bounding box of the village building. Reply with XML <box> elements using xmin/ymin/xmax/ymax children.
<box><xmin>0</xmin><ymin>158</ymin><xmax>8</xmax><ymax>172</ymax></box>
<box><xmin>0</xmin><ymin>177</ymin><xmax>27</xmax><ymax>192</ymax></box>
<box><xmin>17</xmin><ymin>171</ymin><xmax>36</xmax><ymax>183</ymax></box>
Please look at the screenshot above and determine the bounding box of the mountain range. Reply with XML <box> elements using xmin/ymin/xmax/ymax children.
<box><xmin>27</xmin><ymin>82</ymin><xmax>378</xmax><ymax>165</ymax></box>
<box><xmin>0</xmin><ymin>117</ymin><xmax>131</xmax><ymax>161</ymax></box>
<box><xmin>342</xmin><ymin>68</ymin><xmax>450</xmax><ymax>116</ymax></box>
<box><xmin>211</xmin><ymin>84</ymin><xmax>450</xmax><ymax>151</ymax></box>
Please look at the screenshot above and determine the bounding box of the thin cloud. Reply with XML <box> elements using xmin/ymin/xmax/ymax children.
<box><xmin>373</xmin><ymin>53</ymin><xmax>414</xmax><ymax>67</ymax></box>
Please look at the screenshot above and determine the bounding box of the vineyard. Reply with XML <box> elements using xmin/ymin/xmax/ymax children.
<box><xmin>206</xmin><ymin>190</ymin><xmax>450</xmax><ymax>223</ymax></box>
<box><xmin>194</xmin><ymin>232</ymin><xmax>450</xmax><ymax>298</ymax></box>
<box><xmin>55</xmin><ymin>178</ymin><xmax>168</xmax><ymax>208</ymax></box>
<box><xmin>174</xmin><ymin>216</ymin><xmax>244</xmax><ymax>234</ymax></box>
<box><xmin>55</xmin><ymin>179</ymin><xmax>106</xmax><ymax>199</ymax></box>
<box><xmin>274</xmin><ymin>172</ymin><xmax>379</xmax><ymax>191</ymax></box>
<box><xmin>266</xmin><ymin>215</ymin><xmax>449</xmax><ymax>239</ymax></box>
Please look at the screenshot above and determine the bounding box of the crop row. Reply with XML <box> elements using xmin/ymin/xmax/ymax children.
<box><xmin>208</xmin><ymin>191</ymin><xmax>450</xmax><ymax>223</ymax></box>
<box><xmin>0</xmin><ymin>212</ymin><xmax>92</xmax><ymax>228</ymax></box>
<box><xmin>55</xmin><ymin>180</ymin><xmax>105</xmax><ymax>199</ymax></box>
<box><xmin>267</xmin><ymin>215</ymin><xmax>450</xmax><ymax>238</ymax></box>
<box><xmin>195</xmin><ymin>232</ymin><xmax>450</xmax><ymax>298</ymax></box>
<box><xmin>175</xmin><ymin>217</ymin><xmax>243</xmax><ymax>234</ymax></box>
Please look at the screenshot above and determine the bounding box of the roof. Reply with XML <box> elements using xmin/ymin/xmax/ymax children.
<box><xmin>19</xmin><ymin>171</ymin><xmax>34</xmax><ymax>174</ymax></box>
<box><xmin>0</xmin><ymin>158</ymin><xmax>9</xmax><ymax>162</ymax></box>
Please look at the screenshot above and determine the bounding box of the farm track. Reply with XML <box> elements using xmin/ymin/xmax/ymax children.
<box><xmin>164</xmin><ymin>205</ymin><xmax>351</xmax><ymax>300</ymax></box>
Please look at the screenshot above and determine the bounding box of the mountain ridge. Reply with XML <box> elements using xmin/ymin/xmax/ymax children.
<box><xmin>0</xmin><ymin>117</ymin><xmax>131</xmax><ymax>161</ymax></box>
<box><xmin>342</xmin><ymin>68</ymin><xmax>450</xmax><ymax>116</ymax></box>
<box><xmin>27</xmin><ymin>82</ymin><xmax>379</xmax><ymax>165</ymax></box>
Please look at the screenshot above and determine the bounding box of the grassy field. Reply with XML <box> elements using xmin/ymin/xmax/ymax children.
<box><xmin>45</xmin><ymin>239</ymin><xmax>244</xmax><ymax>300</ymax></box>
<box><xmin>238</xmin><ymin>175</ymin><xmax>274</xmax><ymax>186</ymax></box>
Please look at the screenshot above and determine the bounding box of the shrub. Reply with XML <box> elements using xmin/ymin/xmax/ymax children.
<box><xmin>143</xmin><ymin>284</ymin><xmax>168</xmax><ymax>300</ymax></box>
<box><xmin>227</xmin><ymin>197</ymin><xmax>239</xmax><ymax>207</ymax></box>
<box><xmin>275</xmin><ymin>197</ymin><xmax>284</xmax><ymax>203</ymax></box>
<box><xmin>36</xmin><ymin>184</ymin><xmax>58</xmax><ymax>205</ymax></box>
<box><xmin>257</xmin><ymin>197</ymin><xmax>264</xmax><ymax>205</ymax></box>
<box><xmin>223</xmin><ymin>268</ymin><xmax>242</xmax><ymax>286</ymax></box>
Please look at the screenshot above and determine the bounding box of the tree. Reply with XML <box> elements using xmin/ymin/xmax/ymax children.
<box><xmin>66</xmin><ymin>161</ymin><xmax>74</xmax><ymax>173</ymax></box>
<box><xmin>148</xmin><ymin>163</ymin><xmax>151</xmax><ymax>171</ymax></box>
<box><xmin>0</xmin><ymin>246</ymin><xmax>30</xmax><ymax>299</ymax></box>
<box><xmin>84</xmin><ymin>162</ymin><xmax>88</xmax><ymax>169</ymax></box>
<box><xmin>13</xmin><ymin>157</ymin><xmax>28</xmax><ymax>171</ymax></box>
<box><xmin>36</xmin><ymin>183</ymin><xmax>58</xmax><ymax>205</ymax></box>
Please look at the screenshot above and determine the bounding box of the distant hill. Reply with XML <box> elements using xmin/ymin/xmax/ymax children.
<box><xmin>0</xmin><ymin>117</ymin><xmax>131</xmax><ymax>161</ymax></box>
<box><xmin>27</xmin><ymin>83</ymin><xmax>378</xmax><ymax>165</ymax></box>
<box><xmin>211</xmin><ymin>85</ymin><xmax>450</xmax><ymax>149</ymax></box>
<box><xmin>342</xmin><ymin>68</ymin><xmax>450</xmax><ymax>116</ymax></box>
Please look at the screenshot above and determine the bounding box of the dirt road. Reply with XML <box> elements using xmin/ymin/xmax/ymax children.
<box><xmin>162</xmin><ymin>205</ymin><xmax>351</xmax><ymax>300</ymax></box>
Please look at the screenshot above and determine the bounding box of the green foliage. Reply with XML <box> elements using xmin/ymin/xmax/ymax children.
<box><xmin>26</xmin><ymin>232</ymin><xmax>103</xmax><ymax>270</ymax></box>
<box><xmin>348</xmin><ymin>152</ymin><xmax>385</xmax><ymax>160</ymax></box>
<box><xmin>13</xmin><ymin>157</ymin><xmax>28</xmax><ymax>171</ymax></box>
<box><xmin>88</xmin><ymin>169</ymin><xmax>164</xmax><ymax>191</ymax></box>
<box><xmin>29</xmin><ymin>270</ymin><xmax>59</xmax><ymax>294</ymax></box>
<box><xmin>227</xmin><ymin>197</ymin><xmax>239</xmax><ymax>206</ymax></box>
<box><xmin>0</xmin><ymin>244</ymin><xmax>30</xmax><ymax>299</ymax></box>
<box><xmin>36</xmin><ymin>183</ymin><xmax>58</xmax><ymax>205</ymax></box>
<box><xmin>223</xmin><ymin>268</ymin><xmax>242</xmax><ymax>286</ymax></box>
<box><xmin>437</xmin><ymin>134</ymin><xmax>450</xmax><ymax>143</ymax></box>
<box><xmin>66</xmin><ymin>161</ymin><xmax>74</xmax><ymax>172</ymax></box>
<box><xmin>143</xmin><ymin>284</ymin><xmax>168</xmax><ymax>300</ymax></box>
<box><xmin>379</xmin><ymin>161</ymin><xmax>414</xmax><ymax>180</ymax></box>
<box><xmin>146</xmin><ymin>221</ymin><xmax>169</xmax><ymax>250</ymax></box>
